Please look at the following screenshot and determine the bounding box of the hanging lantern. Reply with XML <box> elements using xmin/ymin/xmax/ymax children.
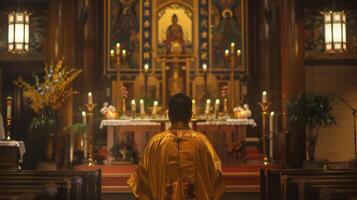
<box><xmin>8</xmin><ymin>11</ymin><xmax>30</xmax><ymax>53</ymax></box>
<box><xmin>323</xmin><ymin>10</ymin><xmax>346</xmax><ymax>53</ymax></box>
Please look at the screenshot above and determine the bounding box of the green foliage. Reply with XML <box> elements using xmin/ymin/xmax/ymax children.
<box><xmin>29</xmin><ymin>107</ymin><xmax>57</xmax><ymax>132</ymax></box>
<box><xmin>286</xmin><ymin>93</ymin><xmax>336</xmax><ymax>129</ymax></box>
<box><xmin>66</xmin><ymin>123</ymin><xmax>88</xmax><ymax>135</ymax></box>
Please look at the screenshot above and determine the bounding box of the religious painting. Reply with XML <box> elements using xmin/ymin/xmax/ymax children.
<box><xmin>305</xmin><ymin>9</ymin><xmax>357</xmax><ymax>59</ymax></box>
<box><xmin>210</xmin><ymin>0</ymin><xmax>247</xmax><ymax>70</ymax></box>
<box><xmin>157</xmin><ymin>4</ymin><xmax>193</xmax><ymax>56</ymax></box>
<box><xmin>107</xmin><ymin>0</ymin><xmax>140</xmax><ymax>71</ymax></box>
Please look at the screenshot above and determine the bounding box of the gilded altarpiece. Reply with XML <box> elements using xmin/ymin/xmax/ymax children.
<box><xmin>103</xmin><ymin>0</ymin><xmax>249</xmax><ymax>105</ymax></box>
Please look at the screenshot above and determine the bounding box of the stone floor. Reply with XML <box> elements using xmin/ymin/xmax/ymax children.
<box><xmin>102</xmin><ymin>192</ymin><xmax>260</xmax><ymax>200</ymax></box>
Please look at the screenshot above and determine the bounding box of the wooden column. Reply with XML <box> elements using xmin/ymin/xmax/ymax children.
<box><xmin>47</xmin><ymin>0</ymin><xmax>78</xmax><ymax>167</ymax></box>
<box><xmin>280</xmin><ymin>0</ymin><xmax>305</xmax><ymax>168</ymax></box>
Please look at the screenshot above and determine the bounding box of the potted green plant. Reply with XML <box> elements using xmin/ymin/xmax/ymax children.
<box><xmin>286</xmin><ymin>93</ymin><xmax>336</xmax><ymax>161</ymax></box>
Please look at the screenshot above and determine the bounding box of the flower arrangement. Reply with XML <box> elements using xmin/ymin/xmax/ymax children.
<box><xmin>100</xmin><ymin>102</ymin><xmax>118</xmax><ymax>119</ymax></box>
<box><xmin>14</xmin><ymin>59</ymin><xmax>82</xmax><ymax>113</ymax></box>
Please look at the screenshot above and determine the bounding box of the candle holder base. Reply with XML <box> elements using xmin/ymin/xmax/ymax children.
<box><xmin>263</xmin><ymin>156</ymin><xmax>271</xmax><ymax>165</ymax></box>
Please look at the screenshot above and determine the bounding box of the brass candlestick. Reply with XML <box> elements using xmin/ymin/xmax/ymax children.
<box><xmin>6</xmin><ymin>97</ymin><xmax>13</xmax><ymax>140</ymax></box>
<box><xmin>111</xmin><ymin>44</ymin><xmax>126</xmax><ymax>116</ymax></box>
<box><xmin>85</xmin><ymin>103</ymin><xmax>97</xmax><ymax>167</ymax></box>
<box><xmin>258</xmin><ymin>102</ymin><xmax>271</xmax><ymax>165</ymax></box>
<box><xmin>225</xmin><ymin>43</ymin><xmax>241</xmax><ymax>111</ymax></box>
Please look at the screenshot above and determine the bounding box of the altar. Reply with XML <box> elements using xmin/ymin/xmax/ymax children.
<box><xmin>100</xmin><ymin>118</ymin><xmax>256</xmax><ymax>164</ymax></box>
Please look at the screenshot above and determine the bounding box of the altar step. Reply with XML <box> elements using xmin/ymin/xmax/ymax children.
<box><xmin>74</xmin><ymin>164</ymin><xmax>280</xmax><ymax>193</ymax></box>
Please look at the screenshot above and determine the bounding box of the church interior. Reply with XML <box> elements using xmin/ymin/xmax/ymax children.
<box><xmin>0</xmin><ymin>0</ymin><xmax>357</xmax><ymax>199</ymax></box>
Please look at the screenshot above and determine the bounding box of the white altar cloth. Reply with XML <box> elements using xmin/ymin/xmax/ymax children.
<box><xmin>0</xmin><ymin>141</ymin><xmax>26</xmax><ymax>162</ymax></box>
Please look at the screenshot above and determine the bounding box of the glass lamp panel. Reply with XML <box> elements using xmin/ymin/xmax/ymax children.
<box><xmin>15</xmin><ymin>24</ymin><xmax>24</xmax><ymax>43</ymax></box>
<box><xmin>15</xmin><ymin>43</ymin><xmax>22</xmax><ymax>51</ymax></box>
<box><xmin>333</xmin><ymin>12</ymin><xmax>341</xmax><ymax>22</ymax></box>
<box><xmin>25</xmin><ymin>24</ymin><xmax>29</xmax><ymax>43</ymax></box>
<box><xmin>8</xmin><ymin>44</ymin><xmax>13</xmax><ymax>51</ymax></box>
<box><xmin>25</xmin><ymin>44</ymin><xmax>29</xmax><ymax>51</ymax></box>
<box><xmin>334</xmin><ymin>43</ymin><xmax>341</xmax><ymax>51</ymax></box>
<box><xmin>326</xmin><ymin>44</ymin><xmax>332</xmax><ymax>51</ymax></box>
<box><xmin>8</xmin><ymin>13</ymin><xmax>14</xmax><ymax>23</ymax></box>
<box><xmin>333</xmin><ymin>23</ymin><xmax>342</xmax><ymax>43</ymax></box>
<box><xmin>325</xmin><ymin>23</ymin><xmax>332</xmax><ymax>43</ymax></box>
<box><xmin>342</xmin><ymin>23</ymin><xmax>346</xmax><ymax>43</ymax></box>
<box><xmin>25</xmin><ymin>14</ymin><xmax>29</xmax><ymax>23</ymax></box>
<box><xmin>8</xmin><ymin>24</ymin><xmax>14</xmax><ymax>43</ymax></box>
<box><xmin>324</xmin><ymin>12</ymin><xmax>332</xmax><ymax>23</ymax></box>
<box><xmin>16</xmin><ymin>13</ymin><xmax>24</xmax><ymax>23</ymax></box>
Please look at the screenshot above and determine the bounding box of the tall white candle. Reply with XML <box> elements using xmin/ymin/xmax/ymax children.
<box><xmin>262</xmin><ymin>91</ymin><xmax>268</xmax><ymax>103</ymax></box>
<box><xmin>131</xmin><ymin>100</ymin><xmax>136</xmax><ymax>112</ymax></box>
<box><xmin>82</xmin><ymin>111</ymin><xmax>87</xmax><ymax>125</ymax></box>
<box><xmin>88</xmin><ymin>92</ymin><xmax>93</xmax><ymax>104</ymax></box>
<box><xmin>269</xmin><ymin>111</ymin><xmax>275</xmax><ymax>132</ymax></box>
<box><xmin>140</xmin><ymin>99</ymin><xmax>145</xmax><ymax>115</ymax></box>
<box><xmin>205</xmin><ymin>99</ymin><xmax>211</xmax><ymax>114</ymax></box>
<box><xmin>192</xmin><ymin>99</ymin><xmax>196</xmax><ymax>115</ymax></box>
<box><xmin>152</xmin><ymin>100</ymin><xmax>158</xmax><ymax>115</ymax></box>
<box><xmin>269</xmin><ymin>111</ymin><xmax>275</xmax><ymax>158</ymax></box>
<box><xmin>115</xmin><ymin>43</ymin><xmax>121</xmax><ymax>55</ymax></box>
<box><xmin>6</xmin><ymin>104</ymin><xmax>11</xmax><ymax>119</ymax></box>
<box><xmin>122</xmin><ymin>98</ymin><xmax>126</xmax><ymax>114</ymax></box>
<box><xmin>224</xmin><ymin>98</ymin><xmax>228</xmax><ymax>113</ymax></box>
<box><xmin>215</xmin><ymin>99</ymin><xmax>220</xmax><ymax>113</ymax></box>
<box><xmin>122</xmin><ymin>49</ymin><xmax>126</xmax><ymax>57</ymax></box>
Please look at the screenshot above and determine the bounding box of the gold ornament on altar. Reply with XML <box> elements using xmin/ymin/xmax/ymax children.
<box><xmin>14</xmin><ymin>58</ymin><xmax>82</xmax><ymax>113</ymax></box>
<box><xmin>100</xmin><ymin>102</ymin><xmax>119</xmax><ymax>119</ymax></box>
<box><xmin>233</xmin><ymin>104</ymin><xmax>252</xmax><ymax>119</ymax></box>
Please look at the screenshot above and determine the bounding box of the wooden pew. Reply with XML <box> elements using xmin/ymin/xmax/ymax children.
<box><xmin>282</xmin><ymin>175</ymin><xmax>357</xmax><ymax>200</ymax></box>
<box><xmin>319</xmin><ymin>187</ymin><xmax>357</xmax><ymax>200</ymax></box>
<box><xmin>0</xmin><ymin>176</ymin><xmax>82</xmax><ymax>200</ymax></box>
<box><xmin>0</xmin><ymin>183</ymin><xmax>58</xmax><ymax>200</ymax></box>
<box><xmin>260</xmin><ymin>169</ymin><xmax>357</xmax><ymax>200</ymax></box>
<box><xmin>0</xmin><ymin>169</ymin><xmax>101</xmax><ymax>200</ymax></box>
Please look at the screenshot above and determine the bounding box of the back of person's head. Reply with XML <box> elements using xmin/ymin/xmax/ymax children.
<box><xmin>168</xmin><ymin>93</ymin><xmax>192</xmax><ymax>122</ymax></box>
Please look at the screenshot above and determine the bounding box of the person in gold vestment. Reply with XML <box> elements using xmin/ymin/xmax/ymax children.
<box><xmin>128</xmin><ymin>93</ymin><xmax>225</xmax><ymax>200</ymax></box>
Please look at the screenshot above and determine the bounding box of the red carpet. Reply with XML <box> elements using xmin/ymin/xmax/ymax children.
<box><xmin>74</xmin><ymin>164</ymin><xmax>280</xmax><ymax>193</ymax></box>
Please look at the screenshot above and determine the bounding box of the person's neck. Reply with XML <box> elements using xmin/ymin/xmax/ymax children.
<box><xmin>170</xmin><ymin>121</ymin><xmax>190</xmax><ymax>130</ymax></box>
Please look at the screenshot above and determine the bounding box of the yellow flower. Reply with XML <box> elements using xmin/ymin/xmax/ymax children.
<box><xmin>14</xmin><ymin>58</ymin><xmax>82</xmax><ymax>113</ymax></box>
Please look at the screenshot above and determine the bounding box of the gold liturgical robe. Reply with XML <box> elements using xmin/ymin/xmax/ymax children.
<box><xmin>128</xmin><ymin>129</ymin><xmax>225</xmax><ymax>200</ymax></box>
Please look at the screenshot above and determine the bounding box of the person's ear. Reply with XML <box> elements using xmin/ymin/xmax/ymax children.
<box><xmin>168</xmin><ymin>111</ymin><xmax>172</xmax><ymax>121</ymax></box>
<box><xmin>188</xmin><ymin>112</ymin><xmax>192</xmax><ymax>122</ymax></box>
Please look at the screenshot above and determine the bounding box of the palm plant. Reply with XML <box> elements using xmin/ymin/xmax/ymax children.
<box><xmin>287</xmin><ymin>93</ymin><xmax>336</xmax><ymax>161</ymax></box>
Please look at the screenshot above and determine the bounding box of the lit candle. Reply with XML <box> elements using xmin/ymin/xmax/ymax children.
<box><xmin>152</xmin><ymin>100</ymin><xmax>158</xmax><ymax>115</ymax></box>
<box><xmin>144</xmin><ymin>63</ymin><xmax>149</xmax><ymax>73</ymax></box>
<box><xmin>215</xmin><ymin>99</ymin><xmax>220</xmax><ymax>113</ymax></box>
<box><xmin>131</xmin><ymin>100</ymin><xmax>136</xmax><ymax>112</ymax></box>
<box><xmin>262</xmin><ymin>91</ymin><xmax>268</xmax><ymax>103</ymax></box>
<box><xmin>202</xmin><ymin>63</ymin><xmax>207</xmax><ymax>72</ymax></box>
<box><xmin>82</xmin><ymin>111</ymin><xmax>87</xmax><ymax>125</ymax></box>
<box><xmin>269</xmin><ymin>111</ymin><xmax>275</xmax><ymax>132</ymax></box>
<box><xmin>88</xmin><ymin>92</ymin><xmax>93</xmax><ymax>104</ymax></box>
<box><xmin>205</xmin><ymin>99</ymin><xmax>211</xmax><ymax>114</ymax></box>
<box><xmin>192</xmin><ymin>99</ymin><xmax>196</xmax><ymax>115</ymax></box>
<box><xmin>110</xmin><ymin>49</ymin><xmax>115</xmax><ymax>58</ymax></box>
<box><xmin>237</xmin><ymin>49</ymin><xmax>241</xmax><ymax>56</ymax></box>
<box><xmin>115</xmin><ymin>43</ymin><xmax>120</xmax><ymax>55</ymax></box>
<box><xmin>122</xmin><ymin>49</ymin><xmax>126</xmax><ymax>57</ymax></box>
<box><xmin>140</xmin><ymin>99</ymin><xmax>145</xmax><ymax>115</ymax></box>
<box><xmin>224</xmin><ymin>49</ymin><xmax>230</xmax><ymax>57</ymax></box>
<box><xmin>230</xmin><ymin>42</ymin><xmax>235</xmax><ymax>48</ymax></box>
